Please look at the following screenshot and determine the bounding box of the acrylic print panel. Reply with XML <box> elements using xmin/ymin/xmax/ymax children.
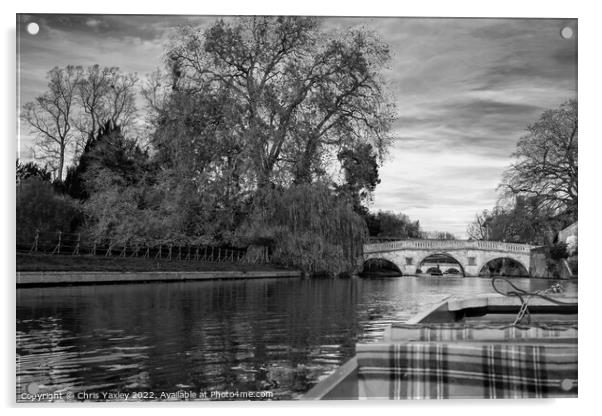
<box><xmin>16</xmin><ymin>14</ymin><xmax>578</xmax><ymax>402</ymax></box>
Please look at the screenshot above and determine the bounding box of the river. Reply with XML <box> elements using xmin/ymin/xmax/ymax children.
<box><xmin>16</xmin><ymin>276</ymin><xmax>577</xmax><ymax>401</ymax></box>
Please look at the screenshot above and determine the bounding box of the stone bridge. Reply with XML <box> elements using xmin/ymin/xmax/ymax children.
<box><xmin>363</xmin><ymin>239</ymin><xmax>534</xmax><ymax>277</ymax></box>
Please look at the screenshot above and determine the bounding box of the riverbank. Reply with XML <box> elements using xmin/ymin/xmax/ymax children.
<box><xmin>17</xmin><ymin>270</ymin><xmax>302</xmax><ymax>287</ymax></box>
<box><xmin>16</xmin><ymin>253</ymin><xmax>301</xmax><ymax>287</ymax></box>
<box><xmin>17</xmin><ymin>252</ymin><xmax>289</xmax><ymax>272</ymax></box>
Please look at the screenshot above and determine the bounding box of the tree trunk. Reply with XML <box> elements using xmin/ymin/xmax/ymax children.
<box><xmin>293</xmin><ymin>139</ymin><xmax>318</xmax><ymax>184</ymax></box>
<box><xmin>58</xmin><ymin>148</ymin><xmax>65</xmax><ymax>181</ymax></box>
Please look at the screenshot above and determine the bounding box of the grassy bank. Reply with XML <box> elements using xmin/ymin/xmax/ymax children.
<box><xmin>17</xmin><ymin>253</ymin><xmax>288</xmax><ymax>273</ymax></box>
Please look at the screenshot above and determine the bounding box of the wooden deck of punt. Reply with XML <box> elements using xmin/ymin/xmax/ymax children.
<box><xmin>402</xmin><ymin>293</ymin><xmax>577</xmax><ymax>325</ymax></box>
<box><xmin>302</xmin><ymin>293</ymin><xmax>578</xmax><ymax>400</ymax></box>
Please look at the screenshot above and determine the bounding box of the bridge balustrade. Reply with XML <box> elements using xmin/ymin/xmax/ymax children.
<box><xmin>364</xmin><ymin>239</ymin><xmax>532</xmax><ymax>254</ymax></box>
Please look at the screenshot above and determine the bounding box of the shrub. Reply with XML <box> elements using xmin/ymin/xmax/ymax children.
<box><xmin>550</xmin><ymin>242</ymin><xmax>569</xmax><ymax>260</ymax></box>
<box><xmin>16</xmin><ymin>178</ymin><xmax>83</xmax><ymax>245</ymax></box>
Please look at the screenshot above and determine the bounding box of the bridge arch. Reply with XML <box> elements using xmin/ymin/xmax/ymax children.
<box><xmin>361</xmin><ymin>256</ymin><xmax>403</xmax><ymax>277</ymax></box>
<box><xmin>477</xmin><ymin>256</ymin><xmax>529</xmax><ymax>277</ymax></box>
<box><xmin>417</xmin><ymin>252</ymin><xmax>465</xmax><ymax>277</ymax></box>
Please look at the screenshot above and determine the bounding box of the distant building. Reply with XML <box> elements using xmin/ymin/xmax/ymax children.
<box><xmin>558</xmin><ymin>221</ymin><xmax>578</xmax><ymax>256</ymax></box>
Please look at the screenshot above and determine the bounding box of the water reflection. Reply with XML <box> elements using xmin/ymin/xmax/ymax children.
<box><xmin>16</xmin><ymin>276</ymin><xmax>577</xmax><ymax>400</ymax></box>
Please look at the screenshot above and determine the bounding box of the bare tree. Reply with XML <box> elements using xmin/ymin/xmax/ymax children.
<box><xmin>22</xmin><ymin>66</ymin><xmax>80</xmax><ymax>180</ymax></box>
<box><xmin>500</xmin><ymin>100</ymin><xmax>577</xmax><ymax>220</ymax></box>
<box><xmin>467</xmin><ymin>210</ymin><xmax>490</xmax><ymax>240</ymax></box>
<box><xmin>74</xmin><ymin>65</ymin><xmax>138</xmax><ymax>155</ymax></box>
<box><xmin>74</xmin><ymin>65</ymin><xmax>109</xmax><ymax>141</ymax></box>
<box><xmin>427</xmin><ymin>231</ymin><xmax>457</xmax><ymax>240</ymax></box>
<box><xmin>22</xmin><ymin>65</ymin><xmax>139</xmax><ymax>179</ymax></box>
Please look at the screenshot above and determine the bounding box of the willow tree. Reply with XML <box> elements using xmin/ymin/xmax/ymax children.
<box><xmin>238</xmin><ymin>183</ymin><xmax>368</xmax><ymax>276</ymax></box>
<box><xmin>164</xmin><ymin>16</ymin><xmax>396</xmax><ymax>188</ymax></box>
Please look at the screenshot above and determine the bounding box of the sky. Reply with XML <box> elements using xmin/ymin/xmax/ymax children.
<box><xmin>16</xmin><ymin>14</ymin><xmax>577</xmax><ymax>237</ymax></box>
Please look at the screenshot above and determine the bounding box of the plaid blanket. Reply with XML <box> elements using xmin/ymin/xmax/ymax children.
<box><xmin>386</xmin><ymin>322</ymin><xmax>578</xmax><ymax>343</ymax></box>
<box><xmin>357</xmin><ymin>342</ymin><xmax>577</xmax><ymax>399</ymax></box>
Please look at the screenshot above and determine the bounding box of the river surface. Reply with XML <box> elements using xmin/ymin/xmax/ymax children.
<box><xmin>16</xmin><ymin>276</ymin><xmax>577</xmax><ymax>401</ymax></box>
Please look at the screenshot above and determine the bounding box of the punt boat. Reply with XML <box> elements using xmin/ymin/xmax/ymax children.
<box><xmin>303</xmin><ymin>283</ymin><xmax>577</xmax><ymax>400</ymax></box>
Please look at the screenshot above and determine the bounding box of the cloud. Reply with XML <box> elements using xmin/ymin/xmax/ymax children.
<box><xmin>85</xmin><ymin>18</ymin><xmax>102</xmax><ymax>28</ymax></box>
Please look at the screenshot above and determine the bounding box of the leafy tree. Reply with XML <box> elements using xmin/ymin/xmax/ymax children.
<box><xmin>74</xmin><ymin>123</ymin><xmax>154</xmax><ymax>243</ymax></box>
<box><xmin>163</xmin><ymin>17</ymin><xmax>395</xmax><ymax>188</ymax></box>
<box><xmin>144</xmin><ymin>81</ymin><xmax>252</xmax><ymax>240</ymax></box>
<box><xmin>336</xmin><ymin>143</ymin><xmax>381</xmax><ymax>214</ymax></box>
<box><xmin>80</xmin><ymin>121</ymin><xmax>228</xmax><ymax>247</ymax></box>
<box><xmin>137</xmin><ymin>16</ymin><xmax>397</xmax><ymax>261</ymax></box>
<box><xmin>501</xmin><ymin>100</ymin><xmax>577</xmax><ymax>221</ymax></box>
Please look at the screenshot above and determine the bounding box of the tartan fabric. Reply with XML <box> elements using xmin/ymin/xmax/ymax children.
<box><xmin>386</xmin><ymin>322</ymin><xmax>578</xmax><ymax>343</ymax></box>
<box><xmin>357</xmin><ymin>342</ymin><xmax>577</xmax><ymax>399</ymax></box>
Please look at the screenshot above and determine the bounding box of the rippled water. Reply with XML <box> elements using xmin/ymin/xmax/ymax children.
<box><xmin>16</xmin><ymin>276</ymin><xmax>577</xmax><ymax>401</ymax></box>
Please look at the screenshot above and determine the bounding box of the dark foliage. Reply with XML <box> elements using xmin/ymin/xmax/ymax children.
<box><xmin>363</xmin><ymin>210</ymin><xmax>421</xmax><ymax>238</ymax></box>
<box><xmin>64</xmin><ymin>121</ymin><xmax>152</xmax><ymax>200</ymax></box>
<box><xmin>16</xmin><ymin>160</ymin><xmax>51</xmax><ymax>182</ymax></box>
<box><xmin>336</xmin><ymin>143</ymin><xmax>381</xmax><ymax>214</ymax></box>
<box><xmin>16</xmin><ymin>178</ymin><xmax>83</xmax><ymax>244</ymax></box>
<box><xmin>550</xmin><ymin>242</ymin><xmax>569</xmax><ymax>260</ymax></box>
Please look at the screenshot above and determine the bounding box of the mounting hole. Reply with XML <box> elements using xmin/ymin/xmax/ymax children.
<box><xmin>560</xmin><ymin>26</ymin><xmax>573</xmax><ymax>40</ymax></box>
<box><xmin>560</xmin><ymin>378</ymin><xmax>574</xmax><ymax>391</ymax></box>
<box><xmin>27</xmin><ymin>22</ymin><xmax>40</xmax><ymax>35</ymax></box>
<box><xmin>26</xmin><ymin>382</ymin><xmax>40</xmax><ymax>394</ymax></box>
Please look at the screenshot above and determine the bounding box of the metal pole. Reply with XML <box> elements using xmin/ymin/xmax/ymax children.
<box><xmin>30</xmin><ymin>229</ymin><xmax>39</xmax><ymax>253</ymax></box>
<box><xmin>52</xmin><ymin>231</ymin><xmax>62</xmax><ymax>255</ymax></box>
<box><xmin>73</xmin><ymin>233</ymin><xmax>80</xmax><ymax>255</ymax></box>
